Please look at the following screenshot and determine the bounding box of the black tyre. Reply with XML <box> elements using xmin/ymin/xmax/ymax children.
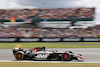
<box><xmin>61</xmin><ymin>53</ymin><xmax>72</xmax><ymax>61</ymax></box>
<box><xmin>15</xmin><ymin>52</ymin><xmax>24</xmax><ymax>60</ymax></box>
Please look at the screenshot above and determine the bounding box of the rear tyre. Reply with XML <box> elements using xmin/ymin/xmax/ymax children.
<box><xmin>15</xmin><ymin>52</ymin><xmax>24</xmax><ymax>60</ymax></box>
<box><xmin>61</xmin><ymin>53</ymin><xmax>72</xmax><ymax>61</ymax></box>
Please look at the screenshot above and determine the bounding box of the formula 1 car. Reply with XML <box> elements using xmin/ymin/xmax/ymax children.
<box><xmin>12</xmin><ymin>47</ymin><xmax>84</xmax><ymax>61</ymax></box>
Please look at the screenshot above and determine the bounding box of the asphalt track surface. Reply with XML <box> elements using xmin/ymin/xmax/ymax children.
<box><xmin>0</xmin><ymin>48</ymin><xmax>100</xmax><ymax>63</ymax></box>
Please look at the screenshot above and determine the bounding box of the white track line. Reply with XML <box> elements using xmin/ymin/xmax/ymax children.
<box><xmin>0</xmin><ymin>60</ymin><xmax>100</xmax><ymax>63</ymax></box>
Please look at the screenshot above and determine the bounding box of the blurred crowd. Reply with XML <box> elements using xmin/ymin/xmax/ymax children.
<box><xmin>0</xmin><ymin>8</ymin><xmax>95</xmax><ymax>20</ymax></box>
<box><xmin>0</xmin><ymin>25</ymin><xmax>99</xmax><ymax>38</ymax></box>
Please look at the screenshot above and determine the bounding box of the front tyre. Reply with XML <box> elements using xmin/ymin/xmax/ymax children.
<box><xmin>61</xmin><ymin>53</ymin><xmax>72</xmax><ymax>61</ymax></box>
<box><xmin>15</xmin><ymin>52</ymin><xmax>24</xmax><ymax>60</ymax></box>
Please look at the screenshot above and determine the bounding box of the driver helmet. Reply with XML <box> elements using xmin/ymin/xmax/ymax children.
<box><xmin>43</xmin><ymin>46</ymin><xmax>45</xmax><ymax>50</ymax></box>
<box><xmin>16</xmin><ymin>45</ymin><xmax>22</xmax><ymax>49</ymax></box>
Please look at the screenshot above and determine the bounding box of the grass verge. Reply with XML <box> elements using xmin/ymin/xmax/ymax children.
<box><xmin>0</xmin><ymin>62</ymin><xmax>100</xmax><ymax>67</ymax></box>
<box><xmin>0</xmin><ymin>42</ymin><xmax>100</xmax><ymax>49</ymax></box>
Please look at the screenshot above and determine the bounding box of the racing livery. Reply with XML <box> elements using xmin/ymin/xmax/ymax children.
<box><xmin>12</xmin><ymin>47</ymin><xmax>84</xmax><ymax>61</ymax></box>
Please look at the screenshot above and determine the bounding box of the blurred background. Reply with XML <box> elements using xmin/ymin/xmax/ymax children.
<box><xmin>0</xmin><ymin>7</ymin><xmax>97</xmax><ymax>42</ymax></box>
<box><xmin>1</xmin><ymin>0</ymin><xmax>100</xmax><ymax>66</ymax></box>
<box><xmin>0</xmin><ymin>0</ymin><xmax>99</xmax><ymax>42</ymax></box>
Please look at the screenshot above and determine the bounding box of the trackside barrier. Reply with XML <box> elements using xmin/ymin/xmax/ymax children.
<box><xmin>0</xmin><ymin>37</ymin><xmax>100</xmax><ymax>42</ymax></box>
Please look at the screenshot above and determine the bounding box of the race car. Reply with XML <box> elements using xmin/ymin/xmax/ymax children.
<box><xmin>12</xmin><ymin>47</ymin><xmax>84</xmax><ymax>61</ymax></box>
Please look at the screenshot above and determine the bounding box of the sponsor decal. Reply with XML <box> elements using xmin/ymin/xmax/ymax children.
<box><xmin>24</xmin><ymin>19</ymin><xmax>32</xmax><ymax>23</ymax></box>
<box><xmin>33</xmin><ymin>48</ymin><xmax>37</xmax><ymax>53</ymax></box>
<box><xmin>0</xmin><ymin>38</ymin><xmax>16</xmax><ymax>41</ymax></box>
<box><xmin>35</xmin><ymin>54</ymin><xmax>49</xmax><ymax>59</ymax></box>
<box><xmin>63</xmin><ymin>38</ymin><xmax>81</xmax><ymax>41</ymax></box>
<box><xmin>83</xmin><ymin>38</ymin><xmax>100</xmax><ymax>41</ymax></box>
<box><xmin>20</xmin><ymin>38</ymin><xmax>39</xmax><ymax>42</ymax></box>
<box><xmin>42</xmin><ymin>38</ymin><xmax>60</xmax><ymax>41</ymax></box>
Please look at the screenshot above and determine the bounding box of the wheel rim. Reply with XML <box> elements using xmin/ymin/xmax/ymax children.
<box><xmin>61</xmin><ymin>53</ymin><xmax>71</xmax><ymax>61</ymax></box>
<box><xmin>63</xmin><ymin>54</ymin><xmax>68</xmax><ymax>59</ymax></box>
<box><xmin>15</xmin><ymin>52</ymin><xmax>24</xmax><ymax>60</ymax></box>
<box><xmin>16</xmin><ymin>54</ymin><xmax>21</xmax><ymax>59</ymax></box>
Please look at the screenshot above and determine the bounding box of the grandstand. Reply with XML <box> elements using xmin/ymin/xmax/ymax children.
<box><xmin>0</xmin><ymin>25</ymin><xmax>99</xmax><ymax>38</ymax></box>
<box><xmin>0</xmin><ymin>7</ymin><xmax>98</xmax><ymax>42</ymax></box>
<box><xmin>0</xmin><ymin>8</ymin><xmax>95</xmax><ymax>21</ymax></box>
